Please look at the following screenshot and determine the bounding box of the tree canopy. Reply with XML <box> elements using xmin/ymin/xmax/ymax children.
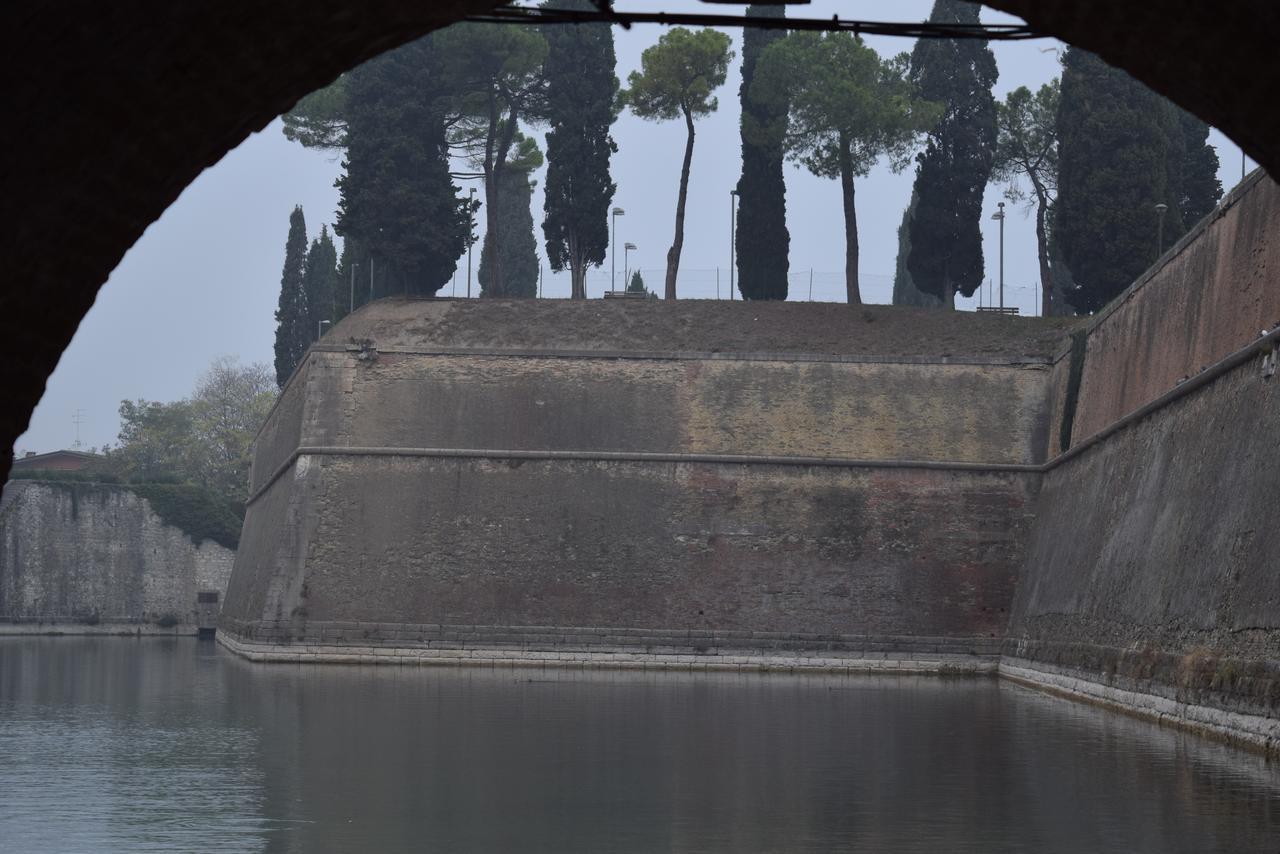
<box><xmin>992</xmin><ymin>81</ymin><xmax>1060</xmax><ymax>315</ymax></box>
<box><xmin>735</xmin><ymin>5</ymin><xmax>790</xmax><ymax>300</ymax></box>
<box><xmin>479</xmin><ymin>134</ymin><xmax>543</xmax><ymax>298</ymax></box>
<box><xmin>273</xmin><ymin>206</ymin><xmax>309</xmax><ymax>388</ymax></box>
<box><xmin>905</xmin><ymin>0</ymin><xmax>998</xmax><ymax>308</ymax></box>
<box><xmin>754</xmin><ymin>32</ymin><xmax>937</xmax><ymax>304</ymax></box>
<box><xmin>436</xmin><ymin>23</ymin><xmax>548</xmax><ymax>297</ymax></box>
<box><xmin>105</xmin><ymin>357</ymin><xmax>276</xmax><ymax>508</ymax></box>
<box><xmin>541</xmin><ymin>0</ymin><xmax>620</xmax><ymax>301</ymax></box>
<box><xmin>624</xmin><ymin>27</ymin><xmax>733</xmax><ymax>299</ymax></box>
<box><xmin>335</xmin><ymin>34</ymin><xmax>470</xmax><ymax>298</ymax></box>
<box><xmin>1053</xmin><ymin>47</ymin><xmax>1221</xmax><ymax>314</ymax></box>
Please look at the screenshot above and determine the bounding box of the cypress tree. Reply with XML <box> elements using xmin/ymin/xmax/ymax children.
<box><xmin>905</xmin><ymin>0</ymin><xmax>998</xmax><ymax>309</ymax></box>
<box><xmin>302</xmin><ymin>225</ymin><xmax>339</xmax><ymax>334</ymax></box>
<box><xmin>541</xmin><ymin>0</ymin><xmax>619</xmax><ymax>300</ymax></box>
<box><xmin>479</xmin><ymin>135</ymin><xmax>543</xmax><ymax>298</ymax></box>
<box><xmin>273</xmin><ymin>206</ymin><xmax>309</xmax><ymax>388</ymax></box>
<box><xmin>735</xmin><ymin>5</ymin><xmax>789</xmax><ymax>300</ymax></box>
<box><xmin>892</xmin><ymin>191</ymin><xmax>943</xmax><ymax>307</ymax></box>
<box><xmin>335</xmin><ymin>34</ymin><xmax>469</xmax><ymax>297</ymax></box>
<box><xmin>1054</xmin><ymin>48</ymin><xmax>1183</xmax><ymax>314</ymax></box>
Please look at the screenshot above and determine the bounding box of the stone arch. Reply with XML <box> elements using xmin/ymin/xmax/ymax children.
<box><xmin>4</xmin><ymin>0</ymin><xmax>1277</xmax><ymax>476</ymax></box>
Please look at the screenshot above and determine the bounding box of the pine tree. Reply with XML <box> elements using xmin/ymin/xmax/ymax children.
<box><xmin>1054</xmin><ymin>48</ymin><xmax>1182</xmax><ymax>314</ymax></box>
<box><xmin>335</xmin><ymin>34</ymin><xmax>470</xmax><ymax>297</ymax></box>
<box><xmin>273</xmin><ymin>206</ymin><xmax>309</xmax><ymax>388</ymax></box>
<box><xmin>479</xmin><ymin>135</ymin><xmax>543</xmax><ymax>298</ymax></box>
<box><xmin>627</xmin><ymin>270</ymin><xmax>648</xmax><ymax>294</ymax></box>
<box><xmin>735</xmin><ymin>5</ymin><xmax>790</xmax><ymax>301</ymax></box>
<box><xmin>992</xmin><ymin>81</ymin><xmax>1060</xmax><ymax>316</ymax></box>
<box><xmin>541</xmin><ymin>0</ymin><xmax>619</xmax><ymax>301</ymax></box>
<box><xmin>302</xmin><ymin>225</ymin><xmax>339</xmax><ymax>336</ymax></box>
<box><xmin>905</xmin><ymin>0</ymin><xmax>998</xmax><ymax>309</ymax></box>
<box><xmin>753</xmin><ymin>33</ymin><xmax>937</xmax><ymax>303</ymax></box>
<box><xmin>435</xmin><ymin>23</ymin><xmax>548</xmax><ymax>298</ymax></box>
<box><xmin>624</xmin><ymin>28</ymin><xmax>734</xmax><ymax>300</ymax></box>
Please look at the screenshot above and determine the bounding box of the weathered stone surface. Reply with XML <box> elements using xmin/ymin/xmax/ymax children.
<box><xmin>222</xmin><ymin>166</ymin><xmax>1279</xmax><ymax>751</ymax></box>
<box><xmin>0</xmin><ymin>481</ymin><xmax>234</xmax><ymax>629</ymax></box>
<box><xmin>1069</xmin><ymin>172</ymin><xmax>1280</xmax><ymax>444</ymax></box>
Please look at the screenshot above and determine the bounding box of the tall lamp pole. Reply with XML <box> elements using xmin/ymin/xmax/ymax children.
<box><xmin>467</xmin><ymin>187</ymin><xmax>477</xmax><ymax>298</ymax></box>
<box><xmin>349</xmin><ymin>262</ymin><xmax>356</xmax><ymax>313</ymax></box>
<box><xmin>990</xmin><ymin>201</ymin><xmax>1006</xmax><ymax>309</ymax></box>
<box><xmin>624</xmin><ymin>242</ymin><xmax>636</xmax><ymax>290</ymax></box>
<box><xmin>1155</xmin><ymin>202</ymin><xmax>1169</xmax><ymax>258</ymax></box>
<box><xmin>729</xmin><ymin>189</ymin><xmax>739</xmax><ymax>300</ymax></box>
<box><xmin>611</xmin><ymin>207</ymin><xmax>625</xmax><ymax>293</ymax></box>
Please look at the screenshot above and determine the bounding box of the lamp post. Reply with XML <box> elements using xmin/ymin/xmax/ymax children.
<box><xmin>317</xmin><ymin>319</ymin><xmax>331</xmax><ymax>341</ymax></box>
<box><xmin>990</xmin><ymin>201</ymin><xmax>1006</xmax><ymax>309</ymax></box>
<box><xmin>624</xmin><ymin>242</ymin><xmax>636</xmax><ymax>291</ymax></box>
<box><xmin>611</xmin><ymin>207</ymin><xmax>625</xmax><ymax>293</ymax></box>
<box><xmin>349</xmin><ymin>262</ymin><xmax>356</xmax><ymax>313</ymax></box>
<box><xmin>729</xmin><ymin>189</ymin><xmax>739</xmax><ymax>300</ymax></box>
<box><xmin>467</xmin><ymin>187</ymin><xmax>477</xmax><ymax>298</ymax></box>
<box><xmin>1155</xmin><ymin>202</ymin><xmax>1169</xmax><ymax>257</ymax></box>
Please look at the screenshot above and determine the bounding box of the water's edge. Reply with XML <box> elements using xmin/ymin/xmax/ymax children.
<box><xmin>216</xmin><ymin>630</ymin><xmax>1278</xmax><ymax>759</ymax></box>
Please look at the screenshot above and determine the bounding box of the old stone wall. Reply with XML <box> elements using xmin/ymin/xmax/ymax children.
<box><xmin>233</xmin><ymin>456</ymin><xmax>1031</xmax><ymax>643</ymax></box>
<box><xmin>1068</xmin><ymin>171</ymin><xmax>1279</xmax><ymax>445</ymax></box>
<box><xmin>224</xmin><ymin>303</ymin><xmax>1060</xmax><ymax>659</ymax></box>
<box><xmin>1006</xmin><ymin>171</ymin><xmax>1280</xmax><ymax>738</ymax></box>
<box><xmin>0</xmin><ymin>481</ymin><xmax>235</xmax><ymax>631</ymax></box>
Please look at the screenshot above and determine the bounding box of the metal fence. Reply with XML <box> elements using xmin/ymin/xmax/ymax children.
<box><xmin>445</xmin><ymin>265</ymin><xmax>1046</xmax><ymax>315</ymax></box>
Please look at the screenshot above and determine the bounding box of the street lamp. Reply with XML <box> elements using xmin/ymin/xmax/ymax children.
<box><xmin>467</xmin><ymin>187</ymin><xmax>478</xmax><ymax>298</ymax></box>
<box><xmin>729</xmin><ymin>189</ymin><xmax>739</xmax><ymax>300</ymax></box>
<box><xmin>611</xmin><ymin>207</ymin><xmax>626</xmax><ymax>293</ymax></box>
<box><xmin>317</xmin><ymin>319</ymin><xmax>331</xmax><ymax>341</ymax></box>
<box><xmin>1155</xmin><ymin>202</ymin><xmax>1169</xmax><ymax>257</ymax></box>
<box><xmin>624</xmin><ymin>242</ymin><xmax>637</xmax><ymax>291</ymax></box>
<box><xmin>990</xmin><ymin>201</ymin><xmax>1006</xmax><ymax>309</ymax></box>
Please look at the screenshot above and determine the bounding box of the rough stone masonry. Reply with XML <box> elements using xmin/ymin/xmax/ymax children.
<box><xmin>221</xmin><ymin>172</ymin><xmax>1279</xmax><ymax>754</ymax></box>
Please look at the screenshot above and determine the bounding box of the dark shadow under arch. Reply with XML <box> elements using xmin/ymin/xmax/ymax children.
<box><xmin>4</xmin><ymin>0</ymin><xmax>1277</xmax><ymax>478</ymax></box>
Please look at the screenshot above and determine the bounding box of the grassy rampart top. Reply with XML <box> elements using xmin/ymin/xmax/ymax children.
<box><xmin>327</xmin><ymin>298</ymin><xmax>1078</xmax><ymax>362</ymax></box>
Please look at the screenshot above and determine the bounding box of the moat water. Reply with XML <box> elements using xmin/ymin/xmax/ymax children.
<box><xmin>0</xmin><ymin>638</ymin><xmax>1276</xmax><ymax>853</ymax></box>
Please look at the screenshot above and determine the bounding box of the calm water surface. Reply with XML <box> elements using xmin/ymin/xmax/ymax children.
<box><xmin>0</xmin><ymin>638</ymin><xmax>1277</xmax><ymax>853</ymax></box>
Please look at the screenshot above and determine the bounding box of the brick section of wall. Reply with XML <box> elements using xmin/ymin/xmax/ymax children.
<box><xmin>1068</xmin><ymin>172</ymin><xmax>1280</xmax><ymax>446</ymax></box>
<box><xmin>227</xmin><ymin>456</ymin><xmax>1032</xmax><ymax>643</ymax></box>
<box><xmin>343</xmin><ymin>354</ymin><xmax>1052</xmax><ymax>465</ymax></box>
<box><xmin>0</xmin><ymin>481</ymin><xmax>235</xmax><ymax>627</ymax></box>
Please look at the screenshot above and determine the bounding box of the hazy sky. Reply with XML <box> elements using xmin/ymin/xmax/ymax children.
<box><xmin>17</xmin><ymin>0</ymin><xmax>1255</xmax><ymax>454</ymax></box>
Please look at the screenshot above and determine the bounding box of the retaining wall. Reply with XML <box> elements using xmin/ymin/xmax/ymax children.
<box><xmin>0</xmin><ymin>480</ymin><xmax>235</xmax><ymax>632</ymax></box>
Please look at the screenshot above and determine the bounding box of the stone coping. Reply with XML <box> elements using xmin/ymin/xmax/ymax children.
<box><xmin>214</xmin><ymin>626</ymin><xmax>1278</xmax><ymax>757</ymax></box>
<box><xmin>0</xmin><ymin>621</ymin><xmax>197</xmax><ymax>636</ymax></box>
<box><xmin>216</xmin><ymin>630</ymin><xmax>997</xmax><ymax>676</ymax></box>
<box><xmin>1001</xmin><ymin>659</ymin><xmax>1279</xmax><ymax>758</ymax></box>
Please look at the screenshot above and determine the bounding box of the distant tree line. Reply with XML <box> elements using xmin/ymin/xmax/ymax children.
<box><xmin>273</xmin><ymin>0</ymin><xmax>1225</xmax><ymax>344</ymax></box>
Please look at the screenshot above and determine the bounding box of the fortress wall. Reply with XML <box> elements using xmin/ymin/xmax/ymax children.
<box><xmin>249</xmin><ymin>360</ymin><xmax>310</xmax><ymax>495</ymax></box>
<box><xmin>230</xmin><ymin>455</ymin><xmax>1032</xmax><ymax>646</ymax></box>
<box><xmin>343</xmin><ymin>354</ymin><xmax>1052</xmax><ymax>465</ymax></box>
<box><xmin>1006</xmin><ymin>353</ymin><xmax>1279</xmax><ymax>720</ymax></box>
<box><xmin>1007</xmin><ymin>175</ymin><xmax>1280</xmax><ymax>735</ymax></box>
<box><xmin>1068</xmin><ymin>171</ymin><xmax>1279</xmax><ymax>446</ymax></box>
<box><xmin>0</xmin><ymin>481</ymin><xmax>235</xmax><ymax>630</ymax></box>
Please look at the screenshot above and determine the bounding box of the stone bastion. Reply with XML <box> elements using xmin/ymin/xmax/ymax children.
<box><xmin>222</xmin><ymin>171</ymin><xmax>1279</xmax><ymax>754</ymax></box>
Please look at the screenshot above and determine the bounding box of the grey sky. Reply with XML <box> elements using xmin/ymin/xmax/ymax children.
<box><xmin>17</xmin><ymin>0</ymin><xmax>1255</xmax><ymax>454</ymax></box>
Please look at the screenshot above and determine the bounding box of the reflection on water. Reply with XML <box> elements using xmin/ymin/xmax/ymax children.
<box><xmin>0</xmin><ymin>638</ymin><xmax>1276</xmax><ymax>853</ymax></box>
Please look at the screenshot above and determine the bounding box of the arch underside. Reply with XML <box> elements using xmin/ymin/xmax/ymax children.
<box><xmin>3</xmin><ymin>0</ymin><xmax>1277</xmax><ymax>474</ymax></box>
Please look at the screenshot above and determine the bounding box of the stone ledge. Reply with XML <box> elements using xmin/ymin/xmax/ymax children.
<box><xmin>999</xmin><ymin>659</ymin><xmax>1279</xmax><ymax>758</ymax></box>
<box><xmin>216</xmin><ymin>630</ymin><xmax>998</xmax><ymax>676</ymax></box>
